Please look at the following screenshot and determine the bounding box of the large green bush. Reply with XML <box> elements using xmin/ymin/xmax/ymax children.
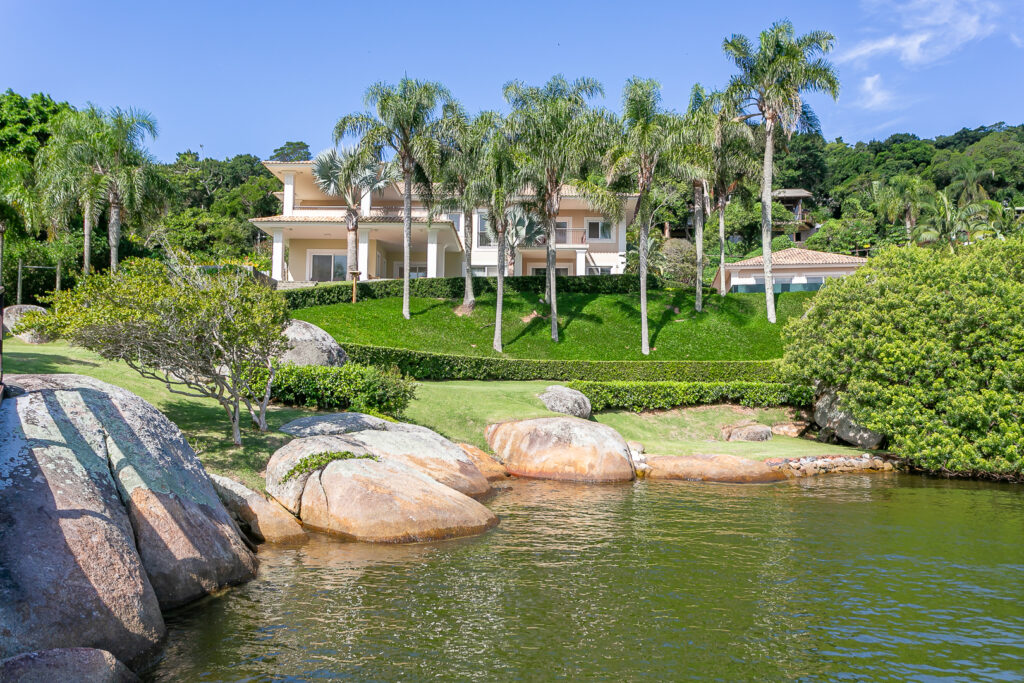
<box><xmin>568</xmin><ymin>380</ymin><xmax>813</xmax><ymax>412</ymax></box>
<box><xmin>267</xmin><ymin>363</ymin><xmax>416</xmax><ymax>416</ymax></box>
<box><xmin>783</xmin><ymin>240</ymin><xmax>1024</xmax><ymax>481</ymax></box>
<box><xmin>343</xmin><ymin>342</ymin><xmax>782</xmax><ymax>382</ymax></box>
<box><xmin>282</xmin><ymin>273</ymin><xmax>661</xmax><ymax>309</ymax></box>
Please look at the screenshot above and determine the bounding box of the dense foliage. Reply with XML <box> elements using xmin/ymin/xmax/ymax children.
<box><xmin>783</xmin><ymin>240</ymin><xmax>1024</xmax><ymax>480</ymax></box>
<box><xmin>568</xmin><ymin>380</ymin><xmax>812</xmax><ymax>412</ymax></box>
<box><xmin>281</xmin><ymin>451</ymin><xmax>378</xmax><ymax>483</ymax></box>
<box><xmin>267</xmin><ymin>363</ymin><xmax>416</xmax><ymax>416</ymax></box>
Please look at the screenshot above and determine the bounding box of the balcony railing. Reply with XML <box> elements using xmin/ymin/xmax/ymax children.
<box><xmin>522</xmin><ymin>227</ymin><xmax>589</xmax><ymax>247</ymax></box>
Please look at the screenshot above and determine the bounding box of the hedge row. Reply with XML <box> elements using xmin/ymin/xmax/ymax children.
<box><xmin>267</xmin><ymin>362</ymin><xmax>416</xmax><ymax>416</ymax></box>
<box><xmin>343</xmin><ymin>342</ymin><xmax>783</xmax><ymax>382</ymax></box>
<box><xmin>567</xmin><ymin>380</ymin><xmax>814</xmax><ymax>412</ymax></box>
<box><xmin>282</xmin><ymin>273</ymin><xmax>662</xmax><ymax>309</ymax></box>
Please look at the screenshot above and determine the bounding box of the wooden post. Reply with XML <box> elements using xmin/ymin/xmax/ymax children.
<box><xmin>349</xmin><ymin>271</ymin><xmax>360</xmax><ymax>303</ymax></box>
<box><xmin>16</xmin><ymin>259</ymin><xmax>23</xmax><ymax>305</ymax></box>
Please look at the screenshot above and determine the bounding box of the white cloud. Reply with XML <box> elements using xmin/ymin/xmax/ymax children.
<box><xmin>1011</xmin><ymin>33</ymin><xmax>1024</xmax><ymax>48</ymax></box>
<box><xmin>840</xmin><ymin>0</ymin><xmax>1003</xmax><ymax>66</ymax></box>
<box><xmin>859</xmin><ymin>74</ymin><xmax>896</xmax><ymax>110</ymax></box>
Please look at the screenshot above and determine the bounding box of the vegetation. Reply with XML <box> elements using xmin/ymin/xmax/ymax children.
<box><xmin>568</xmin><ymin>380</ymin><xmax>812</xmax><ymax>412</ymax></box>
<box><xmin>280</xmin><ymin>451</ymin><xmax>379</xmax><ymax>483</ymax></box>
<box><xmin>784</xmin><ymin>239</ymin><xmax>1024</xmax><ymax>481</ymax></box>
<box><xmin>267</xmin><ymin>363</ymin><xmax>415</xmax><ymax>416</ymax></box>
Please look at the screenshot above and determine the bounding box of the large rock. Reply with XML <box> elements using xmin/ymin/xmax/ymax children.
<box><xmin>647</xmin><ymin>454</ymin><xmax>788</xmax><ymax>484</ymax></box>
<box><xmin>814</xmin><ymin>388</ymin><xmax>884</xmax><ymax>450</ymax></box>
<box><xmin>539</xmin><ymin>385</ymin><xmax>592</xmax><ymax>419</ymax></box>
<box><xmin>457</xmin><ymin>443</ymin><xmax>509</xmax><ymax>482</ymax></box>
<box><xmin>280</xmin><ymin>319</ymin><xmax>347</xmax><ymax>367</ymax></box>
<box><xmin>2</xmin><ymin>304</ymin><xmax>52</xmax><ymax>344</ymax></box>
<box><xmin>277</xmin><ymin>414</ymin><xmax>490</xmax><ymax>498</ymax></box>
<box><xmin>264</xmin><ymin>435</ymin><xmax>497</xmax><ymax>543</ymax></box>
<box><xmin>0</xmin><ymin>648</ymin><xmax>139</xmax><ymax>683</ymax></box>
<box><xmin>1</xmin><ymin>375</ymin><xmax>257</xmax><ymax>619</ymax></box>
<box><xmin>721</xmin><ymin>422</ymin><xmax>773</xmax><ymax>442</ymax></box>
<box><xmin>209</xmin><ymin>474</ymin><xmax>306</xmax><ymax>544</ymax></box>
<box><xmin>485</xmin><ymin>417</ymin><xmax>635</xmax><ymax>483</ymax></box>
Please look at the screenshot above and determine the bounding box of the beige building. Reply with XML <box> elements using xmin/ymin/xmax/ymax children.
<box><xmin>712</xmin><ymin>248</ymin><xmax>868</xmax><ymax>294</ymax></box>
<box><xmin>251</xmin><ymin>161</ymin><xmax>638</xmax><ymax>285</ymax></box>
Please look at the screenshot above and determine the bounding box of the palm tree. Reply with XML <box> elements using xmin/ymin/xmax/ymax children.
<box><xmin>948</xmin><ymin>166</ymin><xmax>994</xmax><ymax>207</ymax></box>
<box><xmin>503</xmin><ymin>75</ymin><xmax>608</xmax><ymax>342</ymax></box>
<box><xmin>334</xmin><ymin>79</ymin><xmax>453</xmax><ymax>320</ymax></box>
<box><xmin>311</xmin><ymin>147</ymin><xmax>398</xmax><ymax>280</ymax></box>
<box><xmin>890</xmin><ymin>174</ymin><xmax>933</xmax><ymax>245</ymax></box>
<box><xmin>723</xmin><ymin>21</ymin><xmax>839</xmax><ymax>323</ymax></box>
<box><xmin>501</xmin><ymin>206</ymin><xmax>546</xmax><ymax>274</ymax></box>
<box><xmin>604</xmin><ymin>78</ymin><xmax>689</xmax><ymax>353</ymax></box>
<box><xmin>916</xmin><ymin>190</ymin><xmax>982</xmax><ymax>251</ymax></box>
<box><xmin>436</xmin><ymin>109</ymin><xmax>495</xmax><ymax>311</ymax></box>
<box><xmin>968</xmin><ymin>199</ymin><xmax>1023</xmax><ymax>241</ymax></box>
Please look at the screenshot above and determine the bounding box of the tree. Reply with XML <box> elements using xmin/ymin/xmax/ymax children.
<box><xmin>503</xmin><ymin>75</ymin><xmax>609</xmax><ymax>342</ymax></box>
<box><xmin>967</xmin><ymin>199</ymin><xmax>1022</xmax><ymax>241</ymax></box>
<box><xmin>916</xmin><ymin>190</ymin><xmax>982</xmax><ymax>251</ymax></box>
<box><xmin>335</xmin><ymin>79</ymin><xmax>453</xmax><ymax>319</ymax></box>
<box><xmin>871</xmin><ymin>174</ymin><xmax>933</xmax><ymax>244</ymax></box>
<box><xmin>311</xmin><ymin>147</ymin><xmax>398</xmax><ymax>280</ymax></box>
<box><xmin>0</xmin><ymin>90</ymin><xmax>71</xmax><ymax>162</ymax></box>
<box><xmin>28</xmin><ymin>257</ymin><xmax>290</xmax><ymax>445</ymax></box>
<box><xmin>270</xmin><ymin>141</ymin><xmax>311</xmax><ymax>162</ymax></box>
<box><xmin>723</xmin><ymin>20</ymin><xmax>840</xmax><ymax>323</ymax></box>
<box><xmin>948</xmin><ymin>165</ymin><xmax>994</xmax><ymax>206</ymax></box>
<box><xmin>501</xmin><ymin>206</ymin><xmax>546</xmax><ymax>275</ymax></box>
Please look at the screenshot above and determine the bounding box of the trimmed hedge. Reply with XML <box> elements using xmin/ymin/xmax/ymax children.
<box><xmin>343</xmin><ymin>342</ymin><xmax>782</xmax><ymax>382</ymax></box>
<box><xmin>568</xmin><ymin>380</ymin><xmax>813</xmax><ymax>412</ymax></box>
<box><xmin>267</xmin><ymin>362</ymin><xmax>416</xmax><ymax>416</ymax></box>
<box><xmin>282</xmin><ymin>273</ymin><xmax>662</xmax><ymax>309</ymax></box>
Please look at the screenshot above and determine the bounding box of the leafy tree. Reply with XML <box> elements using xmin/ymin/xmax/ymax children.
<box><xmin>0</xmin><ymin>90</ymin><xmax>71</xmax><ymax>162</ymax></box>
<box><xmin>968</xmin><ymin>199</ymin><xmax>1023</xmax><ymax>241</ymax></box>
<box><xmin>335</xmin><ymin>78</ymin><xmax>453</xmax><ymax>320</ymax></box>
<box><xmin>29</xmin><ymin>257</ymin><xmax>290</xmax><ymax>445</ymax></box>
<box><xmin>723</xmin><ymin>20</ymin><xmax>840</xmax><ymax>323</ymax></box>
<box><xmin>154</xmin><ymin>209</ymin><xmax>255</xmax><ymax>260</ymax></box>
<box><xmin>804</xmin><ymin>217</ymin><xmax>876</xmax><ymax>254</ymax></box>
<box><xmin>270</xmin><ymin>140</ymin><xmax>311</xmax><ymax>162</ymax></box>
<box><xmin>774</xmin><ymin>132</ymin><xmax>827</xmax><ymax>197</ymax></box>
<box><xmin>210</xmin><ymin>175</ymin><xmax>281</xmax><ymax>219</ymax></box>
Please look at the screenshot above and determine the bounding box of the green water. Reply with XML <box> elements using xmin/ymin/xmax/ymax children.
<box><xmin>149</xmin><ymin>474</ymin><xmax>1024</xmax><ymax>681</ymax></box>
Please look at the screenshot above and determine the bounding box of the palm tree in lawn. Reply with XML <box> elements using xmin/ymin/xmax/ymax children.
<box><xmin>436</xmin><ymin>108</ymin><xmax>496</xmax><ymax>311</ymax></box>
<box><xmin>604</xmin><ymin>78</ymin><xmax>690</xmax><ymax>354</ymax></box>
<box><xmin>503</xmin><ymin>75</ymin><xmax>610</xmax><ymax>342</ymax></box>
<box><xmin>334</xmin><ymin>79</ymin><xmax>453</xmax><ymax>320</ymax></box>
<box><xmin>723</xmin><ymin>21</ymin><xmax>839</xmax><ymax>323</ymax></box>
<box><xmin>311</xmin><ymin>147</ymin><xmax>399</xmax><ymax>281</ymax></box>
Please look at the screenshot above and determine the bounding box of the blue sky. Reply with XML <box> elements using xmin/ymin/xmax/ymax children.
<box><xmin>3</xmin><ymin>0</ymin><xmax>1022</xmax><ymax>162</ymax></box>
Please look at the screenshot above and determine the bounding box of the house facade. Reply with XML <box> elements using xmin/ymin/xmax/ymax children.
<box><xmin>251</xmin><ymin>161</ymin><xmax>637</xmax><ymax>285</ymax></box>
<box><xmin>712</xmin><ymin>247</ymin><xmax>867</xmax><ymax>294</ymax></box>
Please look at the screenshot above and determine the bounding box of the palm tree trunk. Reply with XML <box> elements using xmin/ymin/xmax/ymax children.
<box><xmin>109</xmin><ymin>198</ymin><xmax>122</xmax><ymax>274</ymax></box>
<box><xmin>493</xmin><ymin>226</ymin><xmax>505</xmax><ymax>352</ymax></box>
<box><xmin>402</xmin><ymin>172</ymin><xmax>412</xmax><ymax>320</ymax></box>
<box><xmin>55</xmin><ymin>261</ymin><xmax>61</xmax><ymax>292</ymax></box>
<box><xmin>462</xmin><ymin>208</ymin><xmax>475</xmax><ymax>308</ymax></box>
<box><xmin>83</xmin><ymin>210</ymin><xmax>93</xmax><ymax>274</ymax></box>
<box><xmin>546</xmin><ymin>189</ymin><xmax>559</xmax><ymax>342</ymax></box>
<box><xmin>347</xmin><ymin>213</ymin><xmax>358</xmax><ymax>281</ymax></box>
<box><xmin>904</xmin><ymin>209</ymin><xmax>913</xmax><ymax>246</ymax></box>
<box><xmin>640</xmin><ymin>222</ymin><xmax>650</xmax><ymax>356</ymax></box>
<box><xmin>718</xmin><ymin>197</ymin><xmax>727</xmax><ymax>297</ymax></box>
<box><xmin>760</xmin><ymin>118</ymin><xmax>777</xmax><ymax>324</ymax></box>
<box><xmin>694</xmin><ymin>180</ymin><xmax>706</xmax><ymax>312</ymax></box>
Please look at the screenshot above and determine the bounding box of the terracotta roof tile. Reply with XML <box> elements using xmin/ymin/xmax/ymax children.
<box><xmin>728</xmin><ymin>248</ymin><xmax>868</xmax><ymax>267</ymax></box>
<box><xmin>250</xmin><ymin>214</ymin><xmax>453</xmax><ymax>225</ymax></box>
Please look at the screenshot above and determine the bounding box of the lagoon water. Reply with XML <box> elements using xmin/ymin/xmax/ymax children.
<box><xmin>149</xmin><ymin>474</ymin><xmax>1024</xmax><ymax>681</ymax></box>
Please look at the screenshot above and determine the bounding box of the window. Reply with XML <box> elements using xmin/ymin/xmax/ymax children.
<box><xmin>477</xmin><ymin>213</ymin><xmax>494</xmax><ymax>247</ymax></box>
<box><xmin>554</xmin><ymin>220</ymin><xmax>570</xmax><ymax>244</ymax></box>
<box><xmin>446</xmin><ymin>212</ymin><xmax>462</xmax><ymax>236</ymax></box>
<box><xmin>587</xmin><ymin>219</ymin><xmax>613</xmax><ymax>241</ymax></box>
<box><xmin>471</xmin><ymin>266</ymin><xmax>498</xmax><ymax>276</ymax></box>
<box><xmin>587</xmin><ymin>266</ymin><xmax>612</xmax><ymax>275</ymax></box>
<box><xmin>397</xmin><ymin>264</ymin><xmax>428</xmax><ymax>279</ymax></box>
<box><xmin>532</xmin><ymin>267</ymin><xmax>569</xmax><ymax>277</ymax></box>
<box><xmin>310</xmin><ymin>253</ymin><xmax>348</xmax><ymax>282</ymax></box>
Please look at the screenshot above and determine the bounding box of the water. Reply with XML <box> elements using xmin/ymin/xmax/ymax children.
<box><xmin>149</xmin><ymin>474</ymin><xmax>1024</xmax><ymax>681</ymax></box>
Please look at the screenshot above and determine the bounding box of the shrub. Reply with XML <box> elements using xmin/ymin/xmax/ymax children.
<box><xmin>783</xmin><ymin>240</ymin><xmax>1024</xmax><ymax>481</ymax></box>
<box><xmin>266</xmin><ymin>363</ymin><xmax>416</xmax><ymax>416</ymax></box>
<box><xmin>343</xmin><ymin>342</ymin><xmax>782</xmax><ymax>382</ymax></box>
<box><xmin>283</xmin><ymin>273</ymin><xmax>662</xmax><ymax>309</ymax></box>
<box><xmin>281</xmin><ymin>451</ymin><xmax>379</xmax><ymax>483</ymax></box>
<box><xmin>568</xmin><ymin>380</ymin><xmax>813</xmax><ymax>412</ymax></box>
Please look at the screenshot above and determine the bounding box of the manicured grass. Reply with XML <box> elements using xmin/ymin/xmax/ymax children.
<box><xmin>3</xmin><ymin>339</ymin><xmax>315</xmax><ymax>491</ymax></box>
<box><xmin>293</xmin><ymin>289</ymin><xmax>814</xmax><ymax>361</ymax></box>
<box><xmin>407</xmin><ymin>380</ymin><xmax>862</xmax><ymax>460</ymax></box>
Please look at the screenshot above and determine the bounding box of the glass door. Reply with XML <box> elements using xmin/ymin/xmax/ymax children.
<box><xmin>310</xmin><ymin>254</ymin><xmax>348</xmax><ymax>282</ymax></box>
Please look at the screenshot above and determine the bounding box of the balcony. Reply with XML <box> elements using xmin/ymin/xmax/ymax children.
<box><xmin>522</xmin><ymin>227</ymin><xmax>589</xmax><ymax>247</ymax></box>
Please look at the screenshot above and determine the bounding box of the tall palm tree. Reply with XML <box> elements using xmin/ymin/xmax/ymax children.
<box><xmin>890</xmin><ymin>174</ymin><xmax>933</xmax><ymax>245</ymax></box>
<box><xmin>916</xmin><ymin>190</ymin><xmax>982</xmax><ymax>251</ymax></box>
<box><xmin>503</xmin><ymin>75</ymin><xmax>608</xmax><ymax>342</ymax></box>
<box><xmin>311</xmin><ymin>147</ymin><xmax>398</xmax><ymax>280</ymax></box>
<box><xmin>948</xmin><ymin>166</ymin><xmax>994</xmax><ymax>207</ymax></box>
<box><xmin>437</xmin><ymin>108</ymin><xmax>495</xmax><ymax>311</ymax></box>
<box><xmin>500</xmin><ymin>206</ymin><xmax>546</xmax><ymax>275</ymax></box>
<box><xmin>334</xmin><ymin>78</ymin><xmax>453</xmax><ymax>319</ymax></box>
<box><xmin>604</xmin><ymin>78</ymin><xmax>689</xmax><ymax>354</ymax></box>
<box><xmin>723</xmin><ymin>21</ymin><xmax>839</xmax><ymax>323</ymax></box>
<box><xmin>967</xmin><ymin>199</ymin><xmax>1022</xmax><ymax>241</ymax></box>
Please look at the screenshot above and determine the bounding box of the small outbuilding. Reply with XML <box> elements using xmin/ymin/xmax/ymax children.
<box><xmin>712</xmin><ymin>248</ymin><xmax>868</xmax><ymax>294</ymax></box>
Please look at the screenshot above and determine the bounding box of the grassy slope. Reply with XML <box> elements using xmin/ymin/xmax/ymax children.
<box><xmin>293</xmin><ymin>290</ymin><xmax>814</xmax><ymax>361</ymax></box>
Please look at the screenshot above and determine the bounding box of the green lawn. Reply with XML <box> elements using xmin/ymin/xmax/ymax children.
<box><xmin>293</xmin><ymin>290</ymin><xmax>814</xmax><ymax>361</ymax></box>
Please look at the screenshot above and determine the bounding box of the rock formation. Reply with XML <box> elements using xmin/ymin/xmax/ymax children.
<box><xmin>280</xmin><ymin>319</ymin><xmax>347</xmax><ymax>367</ymax></box>
<box><xmin>539</xmin><ymin>385</ymin><xmax>592</xmax><ymax>419</ymax></box>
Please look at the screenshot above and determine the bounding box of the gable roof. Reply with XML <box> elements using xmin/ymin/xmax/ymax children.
<box><xmin>727</xmin><ymin>248</ymin><xmax>868</xmax><ymax>268</ymax></box>
<box><xmin>772</xmin><ymin>188</ymin><xmax>813</xmax><ymax>200</ymax></box>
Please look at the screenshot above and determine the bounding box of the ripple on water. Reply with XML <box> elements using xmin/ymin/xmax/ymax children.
<box><xmin>148</xmin><ymin>474</ymin><xmax>1024</xmax><ymax>682</ymax></box>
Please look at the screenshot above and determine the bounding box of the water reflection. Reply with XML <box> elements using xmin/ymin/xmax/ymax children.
<box><xmin>149</xmin><ymin>474</ymin><xmax>1024</xmax><ymax>682</ymax></box>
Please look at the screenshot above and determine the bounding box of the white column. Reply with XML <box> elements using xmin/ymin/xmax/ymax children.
<box><xmin>427</xmin><ymin>228</ymin><xmax>440</xmax><ymax>278</ymax></box>
<box><xmin>360</xmin><ymin>189</ymin><xmax>372</xmax><ymax>216</ymax></box>
<box><xmin>283</xmin><ymin>173</ymin><xmax>295</xmax><ymax>216</ymax></box>
<box><xmin>357</xmin><ymin>228</ymin><xmax>370</xmax><ymax>281</ymax></box>
<box><xmin>575</xmin><ymin>249</ymin><xmax>587</xmax><ymax>276</ymax></box>
<box><xmin>513</xmin><ymin>251</ymin><xmax>523</xmax><ymax>276</ymax></box>
<box><xmin>271</xmin><ymin>229</ymin><xmax>285</xmax><ymax>281</ymax></box>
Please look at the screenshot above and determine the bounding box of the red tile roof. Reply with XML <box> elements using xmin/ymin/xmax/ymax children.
<box><xmin>727</xmin><ymin>248</ymin><xmax>868</xmax><ymax>267</ymax></box>
<box><xmin>250</xmin><ymin>214</ymin><xmax>452</xmax><ymax>225</ymax></box>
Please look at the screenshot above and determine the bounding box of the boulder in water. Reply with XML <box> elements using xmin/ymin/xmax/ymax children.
<box><xmin>646</xmin><ymin>453</ymin><xmax>787</xmax><ymax>483</ymax></box>
<box><xmin>0</xmin><ymin>648</ymin><xmax>139</xmax><ymax>683</ymax></box>
<box><xmin>209</xmin><ymin>474</ymin><xmax>306</xmax><ymax>544</ymax></box>
<box><xmin>485</xmin><ymin>417</ymin><xmax>634</xmax><ymax>483</ymax></box>
<box><xmin>457</xmin><ymin>443</ymin><xmax>509</xmax><ymax>482</ymax></box>
<box><xmin>814</xmin><ymin>388</ymin><xmax>884</xmax><ymax>450</ymax></box>
<box><xmin>280</xmin><ymin>319</ymin><xmax>347</xmax><ymax>367</ymax></box>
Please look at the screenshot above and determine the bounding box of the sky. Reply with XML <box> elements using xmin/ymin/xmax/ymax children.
<box><xmin>3</xmin><ymin>0</ymin><xmax>1023</xmax><ymax>162</ymax></box>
